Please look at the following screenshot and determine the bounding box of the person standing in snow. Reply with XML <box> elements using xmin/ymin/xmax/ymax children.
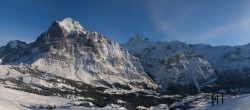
<box><xmin>0</xmin><ymin>58</ymin><xmax>2</xmax><ymax>64</ymax></box>
<box><xmin>211</xmin><ymin>93</ymin><xmax>214</xmax><ymax>106</ymax></box>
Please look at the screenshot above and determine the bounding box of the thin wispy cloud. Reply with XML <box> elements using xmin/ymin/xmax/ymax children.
<box><xmin>148</xmin><ymin>0</ymin><xmax>201</xmax><ymax>40</ymax></box>
<box><xmin>200</xmin><ymin>18</ymin><xmax>250</xmax><ymax>40</ymax></box>
<box><xmin>147</xmin><ymin>0</ymin><xmax>250</xmax><ymax>45</ymax></box>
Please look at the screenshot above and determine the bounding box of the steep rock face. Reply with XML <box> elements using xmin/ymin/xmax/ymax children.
<box><xmin>191</xmin><ymin>44</ymin><xmax>250</xmax><ymax>88</ymax></box>
<box><xmin>36</xmin><ymin>21</ymin><xmax>69</xmax><ymax>44</ymax></box>
<box><xmin>123</xmin><ymin>37</ymin><xmax>216</xmax><ymax>93</ymax></box>
<box><xmin>0</xmin><ymin>18</ymin><xmax>157</xmax><ymax>90</ymax></box>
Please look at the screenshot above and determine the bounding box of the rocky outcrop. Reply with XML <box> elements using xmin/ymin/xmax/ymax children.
<box><xmin>0</xmin><ymin>40</ymin><xmax>28</xmax><ymax>64</ymax></box>
<box><xmin>191</xmin><ymin>44</ymin><xmax>250</xmax><ymax>88</ymax></box>
<box><xmin>123</xmin><ymin>37</ymin><xmax>216</xmax><ymax>94</ymax></box>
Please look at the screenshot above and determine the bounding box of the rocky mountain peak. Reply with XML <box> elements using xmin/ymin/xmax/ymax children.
<box><xmin>168</xmin><ymin>40</ymin><xmax>186</xmax><ymax>46</ymax></box>
<box><xmin>58</xmin><ymin>17</ymin><xmax>84</xmax><ymax>34</ymax></box>
<box><xmin>7</xmin><ymin>40</ymin><xmax>27</xmax><ymax>49</ymax></box>
<box><xmin>35</xmin><ymin>18</ymin><xmax>85</xmax><ymax>46</ymax></box>
<box><xmin>0</xmin><ymin>18</ymin><xmax>158</xmax><ymax>90</ymax></box>
<box><xmin>0</xmin><ymin>40</ymin><xmax>28</xmax><ymax>64</ymax></box>
<box><xmin>34</xmin><ymin>21</ymin><xmax>69</xmax><ymax>47</ymax></box>
<box><xmin>127</xmin><ymin>35</ymin><xmax>150</xmax><ymax>44</ymax></box>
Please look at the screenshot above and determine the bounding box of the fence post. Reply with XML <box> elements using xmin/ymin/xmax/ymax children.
<box><xmin>216</xmin><ymin>94</ymin><xmax>219</xmax><ymax>105</ymax></box>
<box><xmin>211</xmin><ymin>94</ymin><xmax>214</xmax><ymax>106</ymax></box>
<box><xmin>222</xmin><ymin>94</ymin><xmax>224</xmax><ymax>103</ymax></box>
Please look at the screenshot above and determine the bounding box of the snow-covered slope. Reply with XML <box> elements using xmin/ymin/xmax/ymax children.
<box><xmin>0</xmin><ymin>64</ymin><xmax>178</xmax><ymax>109</ymax></box>
<box><xmin>0</xmin><ymin>84</ymin><xmax>69</xmax><ymax>110</ymax></box>
<box><xmin>191</xmin><ymin>44</ymin><xmax>250</xmax><ymax>88</ymax></box>
<box><xmin>0</xmin><ymin>81</ymin><xmax>127</xmax><ymax>110</ymax></box>
<box><xmin>0</xmin><ymin>18</ymin><xmax>157</xmax><ymax>90</ymax></box>
<box><xmin>122</xmin><ymin>36</ymin><xmax>216</xmax><ymax>93</ymax></box>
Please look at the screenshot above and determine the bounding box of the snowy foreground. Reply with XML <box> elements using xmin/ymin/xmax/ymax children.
<box><xmin>1</xmin><ymin>82</ymin><xmax>250</xmax><ymax>110</ymax></box>
<box><xmin>0</xmin><ymin>84</ymin><xmax>127</xmax><ymax>110</ymax></box>
<box><xmin>0</xmin><ymin>84</ymin><xmax>66</xmax><ymax>110</ymax></box>
<box><xmin>0</xmin><ymin>82</ymin><xmax>168</xmax><ymax>110</ymax></box>
<box><xmin>192</xmin><ymin>94</ymin><xmax>250</xmax><ymax>110</ymax></box>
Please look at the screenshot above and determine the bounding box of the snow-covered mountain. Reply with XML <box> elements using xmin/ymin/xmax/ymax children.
<box><xmin>2</xmin><ymin>17</ymin><xmax>250</xmax><ymax>96</ymax></box>
<box><xmin>122</xmin><ymin>36</ymin><xmax>216</xmax><ymax>94</ymax></box>
<box><xmin>0</xmin><ymin>18</ymin><xmax>157</xmax><ymax>90</ymax></box>
<box><xmin>191</xmin><ymin>44</ymin><xmax>250</xmax><ymax>88</ymax></box>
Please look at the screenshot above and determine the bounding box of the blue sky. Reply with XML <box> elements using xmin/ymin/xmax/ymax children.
<box><xmin>0</xmin><ymin>0</ymin><xmax>250</xmax><ymax>46</ymax></box>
